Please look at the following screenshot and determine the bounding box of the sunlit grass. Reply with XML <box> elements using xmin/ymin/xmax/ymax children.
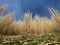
<box><xmin>0</xmin><ymin>33</ymin><xmax>60</xmax><ymax>45</ymax></box>
<box><xmin>0</xmin><ymin>4</ymin><xmax>60</xmax><ymax>45</ymax></box>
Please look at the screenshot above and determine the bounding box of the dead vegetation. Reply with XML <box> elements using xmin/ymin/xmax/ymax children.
<box><xmin>0</xmin><ymin>5</ymin><xmax>60</xmax><ymax>35</ymax></box>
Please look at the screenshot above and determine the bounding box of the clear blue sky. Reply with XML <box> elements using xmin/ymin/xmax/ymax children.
<box><xmin>0</xmin><ymin>0</ymin><xmax>60</xmax><ymax>20</ymax></box>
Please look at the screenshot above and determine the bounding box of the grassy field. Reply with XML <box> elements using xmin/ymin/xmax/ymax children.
<box><xmin>0</xmin><ymin>5</ymin><xmax>60</xmax><ymax>45</ymax></box>
<box><xmin>0</xmin><ymin>33</ymin><xmax>60</xmax><ymax>45</ymax></box>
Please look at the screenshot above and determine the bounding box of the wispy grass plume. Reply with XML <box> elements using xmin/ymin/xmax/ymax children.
<box><xmin>0</xmin><ymin>5</ymin><xmax>60</xmax><ymax>35</ymax></box>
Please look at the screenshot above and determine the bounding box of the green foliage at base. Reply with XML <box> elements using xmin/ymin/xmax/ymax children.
<box><xmin>0</xmin><ymin>33</ymin><xmax>60</xmax><ymax>45</ymax></box>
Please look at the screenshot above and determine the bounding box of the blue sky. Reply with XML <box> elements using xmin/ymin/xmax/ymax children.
<box><xmin>0</xmin><ymin>0</ymin><xmax>60</xmax><ymax>20</ymax></box>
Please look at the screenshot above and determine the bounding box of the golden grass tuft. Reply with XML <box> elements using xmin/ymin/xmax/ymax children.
<box><xmin>0</xmin><ymin>5</ymin><xmax>60</xmax><ymax>35</ymax></box>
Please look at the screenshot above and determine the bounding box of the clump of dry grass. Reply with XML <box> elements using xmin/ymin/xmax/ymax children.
<box><xmin>49</xmin><ymin>8</ymin><xmax>60</xmax><ymax>33</ymax></box>
<box><xmin>0</xmin><ymin>5</ymin><xmax>60</xmax><ymax>35</ymax></box>
<box><xmin>0</xmin><ymin>13</ymin><xmax>14</xmax><ymax>35</ymax></box>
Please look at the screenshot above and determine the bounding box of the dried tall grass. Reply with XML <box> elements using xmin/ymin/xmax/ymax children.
<box><xmin>0</xmin><ymin>5</ymin><xmax>60</xmax><ymax>35</ymax></box>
